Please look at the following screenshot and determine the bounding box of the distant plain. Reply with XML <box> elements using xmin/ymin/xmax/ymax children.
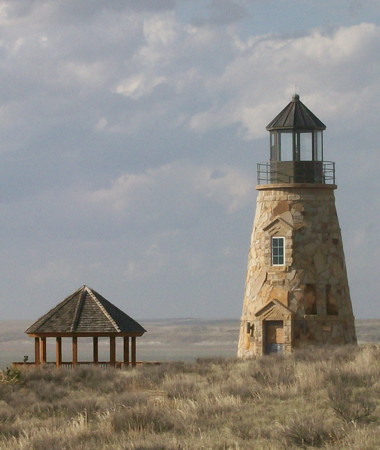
<box><xmin>1</xmin><ymin>318</ymin><xmax>379</xmax><ymax>368</ymax></box>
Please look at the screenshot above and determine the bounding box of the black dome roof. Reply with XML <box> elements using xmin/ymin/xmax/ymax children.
<box><xmin>266</xmin><ymin>94</ymin><xmax>326</xmax><ymax>131</ymax></box>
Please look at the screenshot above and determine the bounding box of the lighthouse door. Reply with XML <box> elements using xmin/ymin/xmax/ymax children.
<box><xmin>265</xmin><ymin>320</ymin><xmax>284</xmax><ymax>354</ymax></box>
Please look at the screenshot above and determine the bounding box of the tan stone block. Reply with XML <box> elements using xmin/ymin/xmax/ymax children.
<box><xmin>273</xmin><ymin>201</ymin><xmax>290</xmax><ymax>216</ymax></box>
<box><xmin>268</xmin><ymin>286</ymin><xmax>289</xmax><ymax>306</ymax></box>
<box><xmin>313</xmin><ymin>248</ymin><xmax>326</xmax><ymax>273</ymax></box>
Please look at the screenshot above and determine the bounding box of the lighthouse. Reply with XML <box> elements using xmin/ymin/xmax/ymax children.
<box><xmin>237</xmin><ymin>94</ymin><xmax>357</xmax><ymax>357</ymax></box>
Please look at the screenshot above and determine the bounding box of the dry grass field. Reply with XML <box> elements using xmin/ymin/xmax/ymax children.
<box><xmin>1</xmin><ymin>319</ymin><xmax>380</xmax><ymax>449</ymax></box>
<box><xmin>1</xmin><ymin>344</ymin><xmax>380</xmax><ymax>449</ymax></box>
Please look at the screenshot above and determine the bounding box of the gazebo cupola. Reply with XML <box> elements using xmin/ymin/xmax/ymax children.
<box><xmin>262</xmin><ymin>94</ymin><xmax>331</xmax><ymax>184</ymax></box>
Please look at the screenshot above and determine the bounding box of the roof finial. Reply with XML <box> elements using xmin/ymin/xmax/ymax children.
<box><xmin>292</xmin><ymin>93</ymin><xmax>300</xmax><ymax>101</ymax></box>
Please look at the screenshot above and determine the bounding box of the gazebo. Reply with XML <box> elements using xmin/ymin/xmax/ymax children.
<box><xmin>23</xmin><ymin>285</ymin><xmax>146</xmax><ymax>368</ymax></box>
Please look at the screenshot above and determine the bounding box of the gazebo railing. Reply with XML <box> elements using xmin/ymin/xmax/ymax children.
<box><xmin>12</xmin><ymin>361</ymin><xmax>160</xmax><ymax>369</ymax></box>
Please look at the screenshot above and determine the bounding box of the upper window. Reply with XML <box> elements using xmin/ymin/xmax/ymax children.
<box><xmin>270</xmin><ymin>130</ymin><xmax>323</xmax><ymax>162</ymax></box>
<box><xmin>279</xmin><ymin>132</ymin><xmax>293</xmax><ymax>161</ymax></box>
<box><xmin>272</xmin><ymin>237</ymin><xmax>285</xmax><ymax>265</ymax></box>
<box><xmin>297</xmin><ymin>132</ymin><xmax>313</xmax><ymax>161</ymax></box>
<box><xmin>314</xmin><ymin>131</ymin><xmax>323</xmax><ymax>161</ymax></box>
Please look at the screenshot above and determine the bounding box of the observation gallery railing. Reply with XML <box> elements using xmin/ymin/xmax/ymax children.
<box><xmin>257</xmin><ymin>161</ymin><xmax>335</xmax><ymax>185</ymax></box>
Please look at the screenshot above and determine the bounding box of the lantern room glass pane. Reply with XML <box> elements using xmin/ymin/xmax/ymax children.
<box><xmin>279</xmin><ymin>132</ymin><xmax>293</xmax><ymax>161</ymax></box>
<box><xmin>299</xmin><ymin>132</ymin><xmax>313</xmax><ymax>161</ymax></box>
<box><xmin>270</xmin><ymin>132</ymin><xmax>276</xmax><ymax>160</ymax></box>
<box><xmin>315</xmin><ymin>131</ymin><xmax>323</xmax><ymax>161</ymax></box>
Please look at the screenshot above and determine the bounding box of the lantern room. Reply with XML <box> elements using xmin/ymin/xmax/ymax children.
<box><xmin>258</xmin><ymin>94</ymin><xmax>334</xmax><ymax>185</ymax></box>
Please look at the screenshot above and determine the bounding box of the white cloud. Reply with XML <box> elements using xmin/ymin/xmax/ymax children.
<box><xmin>136</xmin><ymin>13</ymin><xmax>180</xmax><ymax>66</ymax></box>
<box><xmin>62</xmin><ymin>61</ymin><xmax>109</xmax><ymax>88</ymax></box>
<box><xmin>88</xmin><ymin>171</ymin><xmax>154</xmax><ymax>212</ymax></box>
<box><xmin>114</xmin><ymin>74</ymin><xmax>167</xmax><ymax>99</ymax></box>
<box><xmin>143</xmin><ymin>14</ymin><xmax>178</xmax><ymax>47</ymax></box>
<box><xmin>87</xmin><ymin>162</ymin><xmax>254</xmax><ymax>215</ymax></box>
<box><xmin>295</xmin><ymin>23</ymin><xmax>379</xmax><ymax>63</ymax></box>
<box><xmin>186</xmin><ymin>22</ymin><xmax>380</xmax><ymax>139</ymax></box>
<box><xmin>194</xmin><ymin>166</ymin><xmax>254</xmax><ymax>213</ymax></box>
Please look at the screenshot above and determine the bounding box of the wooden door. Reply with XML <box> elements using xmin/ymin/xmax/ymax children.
<box><xmin>265</xmin><ymin>320</ymin><xmax>284</xmax><ymax>354</ymax></box>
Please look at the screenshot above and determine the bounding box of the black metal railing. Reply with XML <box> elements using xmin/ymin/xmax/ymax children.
<box><xmin>257</xmin><ymin>161</ymin><xmax>335</xmax><ymax>185</ymax></box>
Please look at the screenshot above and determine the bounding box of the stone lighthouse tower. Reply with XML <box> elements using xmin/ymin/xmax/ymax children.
<box><xmin>238</xmin><ymin>94</ymin><xmax>356</xmax><ymax>358</ymax></box>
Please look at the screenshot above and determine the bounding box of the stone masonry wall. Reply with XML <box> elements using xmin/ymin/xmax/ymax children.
<box><xmin>238</xmin><ymin>184</ymin><xmax>357</xmax><ymax>358</ymax></box>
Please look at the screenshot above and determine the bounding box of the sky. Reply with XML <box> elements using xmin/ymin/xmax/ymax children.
<box><xmin>1</xmin><ymin>0</ymin><xmax>380</xmax><ymax>321</ymax></box>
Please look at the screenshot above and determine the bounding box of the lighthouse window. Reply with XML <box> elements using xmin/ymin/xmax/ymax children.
<box><xmin>279</xmin><ymin>132</ymin><xmax>293</xmax><ymax>161</ymax></box>
<box><xmin>270</xmin><ymin>132</ymin><xmax>276</xmax><ymax>160</ymax></box>
<box><xmin>272</xmin><ymin>237</ymin><xmax>285</xmax><ymax>265</ymax></box>
<box><xmin>315</xmin><ymin>131</ymin><xmax>323</xmax><ymax>161</ymax></box>
<box><xmin>297</xmin><ymin>132</ymin><xmax>313</xmax><ymax>161</ymax></box>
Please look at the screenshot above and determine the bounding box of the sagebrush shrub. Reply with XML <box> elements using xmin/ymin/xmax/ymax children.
<box><xmin>110</xmin><ymin>405</ymin><xmax>184</xmax><ymax>434</ymax></box>
<box><xmin>71</xmin><ymin>366</ymin><xmax>127</xmax><ymax>393</ymax></box>
<box><xmin>196</xmin><ymin>393</ymin><xmax>241</xmax><ymax>422</ymax></box>
<box><xmin>0</xmin><ymin>423</ymin><xmax>20</xmax><ymax>438</ymax></box>
<box><xmin>0</xmin><ymin>405</ymin><xmax>16</xmax><ymax>424</ymax></box>
<box><xmin>280</xmin><ymin>412</ymin><xmax>343</xmax><ymax>448</ymax></box>
<box><xmin>26</xmin><ymin>379</ymin><xmax>67</xmax><ymax>402</ymax></box>
<box><xmin>111</xmin><ymin>391</ymin><xmax>149</xmax><ymax>408</ymax></box>
<box><xmin>221</xmin><ymin>379</ymin><xmax>261</xmax><ymax>401</ymax></box>
<box><xmin>29</xmin><ymin>435</ymin><xmax>66</xmax><ymax>450</ymax></box>
<box><xmin>135</xmin><ymin>363</ymin><xmax>173</xmax><ymax>388</ymax></box>
<box><xmin>326</xmin><ymin>368</ymin><xmax>372</xmax><ymax>389</ymax></box>
<box><xmin>60</xmin><ymin>395</ymin><xmax>108</xmax><ymax>420</ymax></box>
<box><xmin>327</xmin><ymin>384</ymin><xmax>376</xmax><ymax>424</ymax></box>
<box><xmin>0</xmin><ymin>384</ymin><xmax>14</xmax><ymax>404</ymax></box>
<box><xmin>163</xmin><ymin>374</ymin><xmax>201</xmax><ymax>400</ymax></box>
<box><xmin>249</xmin><ymin>355</ymin><xmax>296</xmax><ymax>387</ymax></box>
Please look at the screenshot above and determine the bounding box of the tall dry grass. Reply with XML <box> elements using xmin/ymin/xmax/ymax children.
<box><xmin>0</xmin><ymin>345</ymin><xmax>379</xmax><ymax>449</ymax></box>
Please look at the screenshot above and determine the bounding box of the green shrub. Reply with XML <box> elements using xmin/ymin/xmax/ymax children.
<box><xmin>0</xmin><ymin>367</ymin><xmax>22</xmax><ymax>384</ymax></box>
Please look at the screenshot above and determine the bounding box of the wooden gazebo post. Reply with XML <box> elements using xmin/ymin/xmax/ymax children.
<box><xmin>40</xmin><ymin>337</ymin><xmax>47</xmax><ymax>364</ymax></box>
<box><xmin>72</xmin><ymin>337</ymin><xmax>78</xmax><ymax>366</ymax></box>
<box><xmin>123</xmin><ymin>336</ymin><xmax>129</xmax><ymax>366</ymax></box>
<box><xmin>131</xmin><ymin>336</ymin><xmax>136</xmax><ymax>367</ymax></box>
<box><xmin>110</xmin><ymin>336</ymin><xmax>116</xmax><ymax>366</ymax></box>
<box><xmin>34</xmin><ymin>337</ymin><xmax>40</xmax><ymax>365</ymax></box>
<box><xmin>56</xmin><ymin>337</ymin><xmax>62</xmax><ymax>368</ymax></box>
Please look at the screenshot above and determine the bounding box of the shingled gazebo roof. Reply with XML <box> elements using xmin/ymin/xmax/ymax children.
<box><xmin>266</xmin><ymin>94</ymin><xmax>326</xmax><ymax>131</ymax></box>
<box><xmin>26</xmin><ymin>285</ymin><xmax>146</xmax><ymax>336</ymax></box>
